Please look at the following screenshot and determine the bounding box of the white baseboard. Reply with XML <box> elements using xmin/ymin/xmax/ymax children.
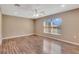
<box><xmin>2</xmin><ymin>33</ymin><xmax>79</xmax><ymax>46</ymax></box>
<box><xmin>3</xmin><ymin>33</ymin><xmax>34</xmax><ymax>40</ymax></box>
<box><xmin>36</xmin><ymin>34</ymin><xmax>79</xmax><ymax>46</ymax></box>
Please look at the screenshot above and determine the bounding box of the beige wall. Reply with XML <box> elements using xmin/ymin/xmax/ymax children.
<box><xmin>0</xmin><ymin>11</ymin><xmax>2</xmax><ymax>44</ymax></box>
<box><xmin>35</xmin><ymin>9</ymin><xmax>79</xmax><ymax>43</ymax></box>
<box><xmin>2</xmin><ymin>9</ymin><xmax>79</xmax><ymax>44</ymax></box>
<box><xmin>2</xmin><ymin>15</ymin><xmax>34</xmax><ymax>39</ymax></box>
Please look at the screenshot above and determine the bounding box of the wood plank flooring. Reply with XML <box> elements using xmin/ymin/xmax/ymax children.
<box><xmin>0</xmin><ymin>35</ymin><xmax>79</xmax><ymax>54</ymax></box>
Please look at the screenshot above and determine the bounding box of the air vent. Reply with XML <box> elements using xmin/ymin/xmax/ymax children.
<box><xmin>14</xmin><ymin>4</ymin><xmax>20</xmax><ymax>7</ymax></box>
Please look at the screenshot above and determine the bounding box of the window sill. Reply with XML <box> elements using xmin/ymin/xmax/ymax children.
<box><xmin>50</xmin><ymin>33</ymin><xmax>61</xmax><ymax>35</ymax></box>
<box><xmin>44</xmin><ymin>32</ymin><xmax>62</xmax><ymax>35</ymax></box>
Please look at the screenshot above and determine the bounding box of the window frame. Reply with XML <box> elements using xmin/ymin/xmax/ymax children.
<box><xmin>43</xmin><ymin>18</ymin><xmax>62</xmax><ymax>35</ymax></box>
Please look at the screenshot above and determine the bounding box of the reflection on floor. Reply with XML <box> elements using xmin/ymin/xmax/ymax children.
<box><xmin>43</xmin><ymin>39</ymin><xmax>62</xmax><ymax>54</ymax></box>
<box><xmin>0</xmin><ymin>35</ymin><xmax>79</xmax><ymax>54</ymax></box>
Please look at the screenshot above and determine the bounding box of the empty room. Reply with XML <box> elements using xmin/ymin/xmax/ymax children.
<box><xmin>0</xmin><ymin>4</ymin><xmax>79</xmax><ymax>54</ymax></box>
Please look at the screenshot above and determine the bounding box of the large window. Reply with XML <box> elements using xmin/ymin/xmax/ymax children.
<box><xmin>43</xmin><ymin>18</ymin><xmax>62</xmax><ymax>35</ymax></box>
<box><xmin>43</xmin><ymin>19</ymin><xmax>51</xmax><ymax>33</ymax></box>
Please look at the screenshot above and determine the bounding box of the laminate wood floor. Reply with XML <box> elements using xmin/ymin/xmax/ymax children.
<box><xmin>0</xmin><ymin>35</ymin><xmax>79</xmax><ymax>54</ymax></box>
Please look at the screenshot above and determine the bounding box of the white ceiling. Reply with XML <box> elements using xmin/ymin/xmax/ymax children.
<box><xmin>0</xmin><ymin>4</ymin><xmax>79</xmax><ymax>19</ymax></box>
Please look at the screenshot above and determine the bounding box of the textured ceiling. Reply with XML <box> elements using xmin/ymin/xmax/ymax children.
<box><xmin>0</xmin><ymin>4</ymin><xmax>79</xmax><ymax>19</ymax></box>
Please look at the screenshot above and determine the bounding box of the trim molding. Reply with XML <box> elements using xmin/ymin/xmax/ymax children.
<box><xmin>2</xmin><ymin>33</ymin><xmax>79</xmax><ymax>46</ymax></box>
<box><xmin>36</xmin><ymin>34</ymin><xmax>79</xmax><ymax>46</ymax></box>
<box><xmin>3</xmin><ymin>33</ymin><xmax>34</xmax><ymax>40</ymax></box>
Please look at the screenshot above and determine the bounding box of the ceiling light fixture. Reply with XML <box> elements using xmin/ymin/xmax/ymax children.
<box><xmin>14</xmin><ymin>4</ymin><xmax>20</xmax><ymax>7</ymax></box>
<box><xmin>33</xmin><ymin>14</ymin><xmax>39</xmax><ymax>17</ymax></box>
<box><xmin>33</xmin><ymin>9</ymin><xmax>39</xmax><ymax>17</ymax></box>
<box><xmin>33</xmin><ymin>9</ymin><xmax>45</xmax><ymax>17</ymax></box>
<box><xmin>60</xmin><ymin>4</ymin><xmax>65</xmax><ymax>7</ymax></box>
